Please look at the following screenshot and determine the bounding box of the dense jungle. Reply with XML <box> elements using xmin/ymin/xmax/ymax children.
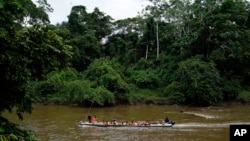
<box><xmin>1</xmin><ymin>0</ymin><xmax>250</xmax><ymax>140</ymax></box>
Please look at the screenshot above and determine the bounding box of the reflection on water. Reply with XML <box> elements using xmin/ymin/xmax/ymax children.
<box><xmin>3</xmin><ymin>105</ymin><xmax>250</xmax><ymax>141</ymax></box>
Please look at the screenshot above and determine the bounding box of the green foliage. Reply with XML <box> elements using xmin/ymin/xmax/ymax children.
<box><xmin>2</xmin><ymin>0</ymin><xmax>250</xmax><ymax>119</ymax></box>
<box><xmin>221</xmin><ymin>77</ymin><xmax>241</xmax><ymax>101</ymax></box>
<box><xmin>65</xmin><ymin>5</ymin><xmax>113</xmax><ymax>70</ymax></box>
<box><xmin>128</xmin><ymin>88</ymin><xmax>166</xmax><ymax>105</ymax></box>
<box><xmin>34</xmin><ymin>0</ymin><xmax>250</xmax><ymax>106</ymax></box>
<box><xmin>163</xmin><ymin>82</ymin><xmax>185</xmax><ymax>104</ymax></box>
<box><xmin>70</xmin><ymin>34</ymin><xmax>101</xmax><ymax>71</ymax></box>
<box><xmin>0</xmin><ymin>24</ymin><xmax>72</xmax><ymax>118</ymax></box>
<box><xmin>191</xmin><ymin>0</ymin><xmax>250</xmax><ymax>79</ymax></box>
<box><xmin>28</xmin><ymin>69</ymin><xmax>77</xmax><ymax>104</ymax></box>
<box><xmin>2</xmin><ymin>0</ymin><xmax>250</xmax><ymax>139</ymax></box>
<box><xmin>0</xmin><ymin>116</ymin><xmax>36</xmax><ymax>141</ymax></box>
<box><xmin>157</xmin><ymin>55</ymin><xmax>180</xmax><ymax>86</ymax></box>
<box><xmin>104</xmin><ymin>17</ymin><xmax>142</xmax><ymax>65</ymax></box>
<box><xmin>127</xmin><ymin>58</ymin><xmax>160</xmax><ymax>88</ymax></box>
<box><xmin>237</xmin><ymin>91</ymin><xmax>250</xmax><ymax>103</ymax></box>
<box><xmin>65</xmin><ymin>80</ymin><xmax>115</xmax><ymax>106</ymax></box>
<box><xmin>0</xmin><ymin>0</ymin><xmax>72</xmax><ymax>119</ymax></box>
<box><xmin>85</xmin><ymin>58</ymin><xmax>130</xmax><ymax>92</ymax></box>
<box><xmin>128</xmin><ymin>68</ymin><xmax>160</xmax><ymax>88</ymax></box>
<box><xmin>27</xmin><ymin>68</ymin><xmax>116</xmax><ymax>106</ymax></box>
<box><xmin>0</xmin><ymin>0</ymin><xmax>3</xmax><ymax>8</ymax></box>
<box><xmin>15</xmin><ymin>25</ymin><xmax>72</xmax><ymax>79</ymax></box>
<box><xmin>175</xmin><ymin>57</ymin><xmax>223</xmax><ymax>105</ymax></box>
<box><xmin>19</xmin><ymin>0</ymin><xmax>52</xmax><ymax>24</ymax></box>
<box><xmin>93</xmin><ymin>86</ymin><xmax>116</xmax><ymax>106</ymax></box>
<box><xmin>85</xmin><ymin>58</ymin><xmax>130</xmax><ymax>103</ymax></box>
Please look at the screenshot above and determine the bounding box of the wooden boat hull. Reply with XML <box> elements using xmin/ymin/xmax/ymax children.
<box><xmin>79</xmin><ymin>121</ymin><xmax>174</xmax><ymax>128</ymax></box>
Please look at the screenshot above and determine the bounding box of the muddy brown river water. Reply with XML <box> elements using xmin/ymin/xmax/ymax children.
<box><xmin>3</xmin><ymin>105</ymin><xmax>250</xmax><ymax>141</ymax></box>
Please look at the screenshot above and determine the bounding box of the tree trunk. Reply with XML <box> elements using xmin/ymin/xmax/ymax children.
<box><xmin>156</xmin><ymin>22</ymin><xmax>159</xmax><ymax>59</ymax></box>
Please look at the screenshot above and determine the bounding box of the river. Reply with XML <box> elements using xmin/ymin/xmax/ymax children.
<box><xmin>3</xmin><ymin>104</ymin><xmax>250</xmax><ymax>141</ymax></box>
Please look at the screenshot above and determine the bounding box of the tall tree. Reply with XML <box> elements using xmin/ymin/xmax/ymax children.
<box><xmin>191</xmin><ymin>0</ymin><xmax>250</xmax><ymax>81</ymax></box>
<box><xmin>105</xmin><ymin>17</ymin><xmax>143</xmax><ymax>65</ymax></box>
<box><xmin>67</xmin><ymin>6</ymin><xmax>113</xmax><ymax>71</ymax></box>
<box><xmin>90</xmin><ymin>7</ymin><xmax>113</xmax><ymax>39</ymax></box>
<box><xmin>67</xmin><ymin>5</ymin><xmax>89</xmax><ymax>35</ymax></box>
<box><xmin>20</xmin><ymin>0</ymin><xmax>53</xmax><ymax>25</ymax></box>
<box><xmin>0</xmin><ymin>0</ymin><xmax>71</xmax><ymax>119</ymax></box>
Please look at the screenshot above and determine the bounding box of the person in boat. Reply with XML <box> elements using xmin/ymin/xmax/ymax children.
<box><xmin>113</xmin><ymin>120</ymin><xmax>119</xmax><ymax>125</ymax></box>
<box><xmin>92</xmin><ymin>116</ymin><xmax>98</xmax><ymax>123</ymax></box>
<box><xmin>87</xmin><ymin>114</ymin><xmax>92</xmax><ymax>123</ymax></box>
<box><xmin>164</xmin><ymin>117</ymin><xmax>170</xmax><ymax>123</ymax></box>
<box><xmin>145</xmin><ymin>121</ymin><xmax>150</xmax><ymax>126</ymax></box>
<box><xmin>164</xmin><ymin>117</ymin><xmax>175</xmax><ymax>125</ymax></box>
<box><xmin>130</xmin><ymin>121</ymin><xmax>134</xmax><ymax>126</ymax></box>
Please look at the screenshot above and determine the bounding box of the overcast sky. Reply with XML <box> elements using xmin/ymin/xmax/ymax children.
<box><xmin>44</xmin><ymin>0</ymin><xmax>150</xmax><ymax>24</ymax></box>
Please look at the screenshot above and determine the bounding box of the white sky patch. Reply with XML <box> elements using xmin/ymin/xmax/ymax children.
<box><xmin>42</xmin><ymin>0</ymin><xmax>150</xmax><ymax>24</ymax></box>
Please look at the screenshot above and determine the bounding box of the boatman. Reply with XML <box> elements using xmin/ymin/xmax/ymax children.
<box><xmin>164</xmin><ymin>117</ymin><xmax>169</xmax><ymax>123</ymax></box>
<box><xmin>87</xmin><ymin>114</ymin><xmax>92</xmax><ymax>123</ymax></box>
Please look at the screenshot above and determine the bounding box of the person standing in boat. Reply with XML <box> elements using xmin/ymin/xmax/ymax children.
<box><xmin>164</xmin><ymin>116</ymin><xmax>175</xmax><ymax>125</ymax></box>
<box><xmin>87</xmin><ymin>114</ymin><xmax>92</xmax><ymax>123</ymax></box>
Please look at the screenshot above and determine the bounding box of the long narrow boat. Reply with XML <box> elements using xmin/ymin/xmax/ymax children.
<box><xmin>79</xmin><ymin>121</ymin><xmax>175</xmax><ymax>128</ymax></box>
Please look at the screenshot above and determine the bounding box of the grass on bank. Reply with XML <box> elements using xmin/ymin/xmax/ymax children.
<box><xmin>237</xmin><ymin>91</ymin><xmax>250</xmax><ymax>103</ymax></box>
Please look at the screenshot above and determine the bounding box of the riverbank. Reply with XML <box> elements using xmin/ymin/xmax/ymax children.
<box><xmin>32</xmin><ymin>99</ymin><xmax>250</xmax><ymax>110</ymax></box>
<box><xmin>29</xmin><ymin>82</ymin><xmax>250</xmax><ymax>107</ymax></box>
<box><xmin>0</xmin><ymin>116</ymin><xmax>36</xmax><ymax>141</ymax></box>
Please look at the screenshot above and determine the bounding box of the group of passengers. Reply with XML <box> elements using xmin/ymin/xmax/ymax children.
<box><xmin>101</xmin><ymin>119</ymin><xmax>171</xmax><ymax>126</ymax></box>
<box><xmin>88</xmin><ymin>115</ymin><xmax>171</xmax><ymax>126</ymax></box>
<box><xmin>101</xmin><ymin>120</ymin><xmax>153</xmax><ymax>126</ymax></box>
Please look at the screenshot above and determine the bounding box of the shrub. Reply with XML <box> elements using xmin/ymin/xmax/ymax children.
<box><xmin>85</xmin><ymin>58</ymin><xmax>130</xmax><ymax>103</ymax></box>
<box><xmin>163</xmin><ymin>81</ymin><xmax>185</xmax><ymax>104</ymax></box>
<box><xmin>174</xmin><ymin>57</ymin><xmax>223</xmax><ymax>105</ymax></box>
<box><xmin>237</xmin><ymin>91</ymin><xmax>250</xmax><ymax>103</ymax></box>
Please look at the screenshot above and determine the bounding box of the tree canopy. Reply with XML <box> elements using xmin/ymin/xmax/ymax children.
<box><xmin>1</xmin><ymin>0</ymin><xmax>250</xmax><ymax>121</ymax></box>
<box><xmin>0</xmin><ymin>0</ymin><xmax>71</xmax><ymax>119</ymax></box>
<box><xmin>25</xmin><ymin>0</ymin><xmax>250</xmax><ymax>107</ymax></box>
